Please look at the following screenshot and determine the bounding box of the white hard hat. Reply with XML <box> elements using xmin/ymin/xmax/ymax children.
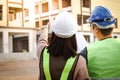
<box><xmin>52</xmin><ymin>11</ymin><xmax>78</xmax><ymax>38</ymax></box>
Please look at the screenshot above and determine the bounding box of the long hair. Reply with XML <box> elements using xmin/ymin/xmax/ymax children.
<box><xmin>47</xmin><ymin>32</ymin><xmax>77</xmax><ymax>60</ymax></box>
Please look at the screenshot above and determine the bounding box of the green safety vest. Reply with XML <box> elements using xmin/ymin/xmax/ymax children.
<box><xmin>87</xmin><ymin>38</ymin><xmax>120</xmax><ymax>79</ymax></box>
<box><xmin>43</xmin><ymin>48</ymin><xmax>76</xmax><ymax>80</ymax></box>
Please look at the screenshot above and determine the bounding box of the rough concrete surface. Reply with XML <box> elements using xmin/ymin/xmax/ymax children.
<box><xmin>0</xmin><ymin>59</ymin><xmax>39</xmax><ymax>80</ymax></box>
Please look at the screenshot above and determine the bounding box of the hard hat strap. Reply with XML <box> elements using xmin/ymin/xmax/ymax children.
<box><xmin>92</xmin><ymin>18</ymin><xmax>113</xmax><ymax>22</ymax></box>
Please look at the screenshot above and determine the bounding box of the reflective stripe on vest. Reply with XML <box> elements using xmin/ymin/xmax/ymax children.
<box><xmin>43</xmin><ymin>48</ymin><xmax>76</xmax><ymax>80</ymax></box>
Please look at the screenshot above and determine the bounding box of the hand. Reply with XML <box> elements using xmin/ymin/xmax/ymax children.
<box><xmin>47</xmin><ymin>22</ymin><xmax>50</xmax><ymax>32</ymax></box>
<box><xmin>39</xmin><ymin>22</ymin><xmax>49</xmax><ymax>32</ymax></box>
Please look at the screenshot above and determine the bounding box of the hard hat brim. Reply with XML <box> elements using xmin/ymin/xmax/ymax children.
<box><xmin>95</xmin><ymin>19</ymin><xmax>116</xmax><ymax>28</ymax></box>
<box><xmin>87</xmin><ymin>18</ymin><xmax>116</xmax><ymax>29</ymax></box>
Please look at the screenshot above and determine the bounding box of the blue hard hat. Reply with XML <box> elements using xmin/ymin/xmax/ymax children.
<box><xmin>87</xmin><ymin>6</ymin><xmax>116</xmax><ymax>29</ymax></box>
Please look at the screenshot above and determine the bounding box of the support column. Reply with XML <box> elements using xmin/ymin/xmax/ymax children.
<box><xmin>9</xmin><ymin>35</ymin><xmax>13</xmax><ymax>53</ymax></box>
<box><xmin>90</xmin><ymin>33</ymin><xmax>94</xmax><ymax>43</ymax></box>
<box><xmin>29</xmin><ymin>30</ymin><xmax>37</xmax><ymax>58</ymax></box>
<box><xmin>3</xmin><ymin>31</ymin><xmax>9</xmax><ymax>53</ymax></box>
<box><xmin>59</xmin><ymin>0</ymin><xmax>62</xmax><ymax>12</ymax></box>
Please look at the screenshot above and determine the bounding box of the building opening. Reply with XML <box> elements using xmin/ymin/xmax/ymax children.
<box><xmin>0</xmin><ymin>32</ymin><xmax>3</xmax><ymax>53</ymax></box>
<box><xmin>10</xmin><ymin>33</ymin><xmax>29</xmax><ymax>53</ymax></box>
<box><xmin>62</xmin><ymin>0</ymin><xmax>71</xmax><ymax>8</ymax></box>
<box><xmin>42</xmin><ymin>2</ymin><xmax>49</xmax><ymax>13</ymax></box>
<box><xmin>0</xmin><ymin>5</ymin><xmax>2</xmax><ymax>20</ymax></box>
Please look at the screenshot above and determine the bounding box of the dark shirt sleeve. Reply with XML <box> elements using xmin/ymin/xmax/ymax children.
<box><xmin>78</xmin><ymin>47</ymin><xmax>88</xmax><ymax>64</ymax></box>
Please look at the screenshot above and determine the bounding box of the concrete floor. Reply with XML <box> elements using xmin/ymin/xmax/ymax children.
<box><xmin>0</xmin><ymin>59</ymin><xmax>39</xmax><ymax>80</ymax></box>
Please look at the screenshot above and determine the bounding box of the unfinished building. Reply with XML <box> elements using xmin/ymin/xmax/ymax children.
<box><xmin>0</xmin><ymin>0</ymin><xmax>36</xmax><ymax>62</ymax></box>
<box><xmin>35</xmin><ymin>0</ymin><xmax>120</xmax><ymax>43</ymax></box>
<box><xmin>0</xmin><ymin>0</ymin><xmax>120</xmax><ymax>62</ymax></box>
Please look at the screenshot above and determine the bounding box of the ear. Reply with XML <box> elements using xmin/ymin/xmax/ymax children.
<box><xmin>95</xmin><ymin>27</ymin><xmax>99</xmax><ymax>33</ymax></box>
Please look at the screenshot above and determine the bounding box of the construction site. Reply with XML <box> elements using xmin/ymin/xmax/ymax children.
<box><xmin>0</xmin><ymin>0</ymin><xmax>120</xmax><ymax>80</ymax></box>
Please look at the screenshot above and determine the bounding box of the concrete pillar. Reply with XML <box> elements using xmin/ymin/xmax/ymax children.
<box><xmin>29</xmin><ymin>32</ymin><xmax>32</xmax><ymax>53</ymax></box>
<box><xmin>9</xmin><ymin>35</ymin><xmax>13</xmax><ymax>53</ymax></box>
<box><xmin>3</xmin><ymin>31</ymin><xmax>9</xmax><ymax>53</ymax></box>
<box><xmin>33</xmin><ymin>30</ymin><xmax>37</xmax><ymax>58</ymax></box>
<box><xmin>48</xmin><ymin>0</ymin><xmax>53</xmax><ymax>28</ymax></box>
<box><xmin>59</xmin><ymin>0</ymin><xmax>62</xmax><ymax>12</ymax></box>
<box><xmin>29</xmin><ymin>30</ymin><xmax>37</xmax><ymax>58</ymax></box>
<box><xmin>90</xmin><ymin>33</ymin><xmax>94</xmax><ymax>43</ymax></box>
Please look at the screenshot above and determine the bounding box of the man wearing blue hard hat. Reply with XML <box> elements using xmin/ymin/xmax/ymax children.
<box><xmin>80</xmin><ymin>6</ymin><xmax>120</xmax><ymax>79</ymax></box>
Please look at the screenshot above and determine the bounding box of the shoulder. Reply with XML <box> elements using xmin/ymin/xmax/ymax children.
<box><xmin>77</xmin><ymin>55</ymin><xmax>87</xmax><ymax>65</ymax></box>
<box><xmin>79</xmin><ymin>47</ymin><xmax>88</xmax><ymax>64</ymax></box>
<box><xmin>74</xmin><ymin>55</ymin><xmax>89</xmax><ymax>80</ymax></box>
<box><xmin>75</xmin><ymin>55</ymin><xmax>87</xmax><ymax>69</ymax></box>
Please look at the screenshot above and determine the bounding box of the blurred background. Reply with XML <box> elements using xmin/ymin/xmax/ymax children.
<box><xmin>0</xmin><ymin>0</ymin><xmax>120</xmax><ymax>80</ymax></box>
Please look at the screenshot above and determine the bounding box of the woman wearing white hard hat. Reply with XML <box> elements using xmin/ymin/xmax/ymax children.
<box><xmin>37</xmin><ymin>11</ymin><xmax>89</xmax><ymax>80</ymax></box>
<box><xmin>80</xmin><ymin>6</ymin><xmax>120</xmax><ymax>79</ymax></box>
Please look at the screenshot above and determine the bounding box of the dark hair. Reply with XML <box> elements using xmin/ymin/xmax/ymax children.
<box><xmin>47</xmin><ymin>32</ymin><xmax>77</xmax><ymax>60</ymax></box>
<box><xmin>98</xmin><ymin>28</ymin><xmax>113</xmax><ymax>36</ymax></box>
<box><xmin>92</xmin><ymin>24</ymin><xmax>113</xmax><ymax>36</ymax></box>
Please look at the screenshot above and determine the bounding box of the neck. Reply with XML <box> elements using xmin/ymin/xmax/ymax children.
<box><xmin>98</xmin><ymin>34</ymin><xmax>112</xmax><ymax>40</ymax></box>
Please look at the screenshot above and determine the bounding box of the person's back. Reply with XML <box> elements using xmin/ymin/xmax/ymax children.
<box><xmin>37</xmin><ymin>11</ymin><xmax>89</xmax><ymax>80</ymax></box>
<box><xmin>40</xmin><ymin>47</ymin><xmax>82</xmax><ymax>80</ymax></box>
<box><xmin>87</xmin><ymin>38</ymin><xmax>120</xmax><ymax>78</ymax></box>
<box><xmin>80</xmin><ymin>6</ymin><xmax>120</xmax><ymax>79</ymax></box>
